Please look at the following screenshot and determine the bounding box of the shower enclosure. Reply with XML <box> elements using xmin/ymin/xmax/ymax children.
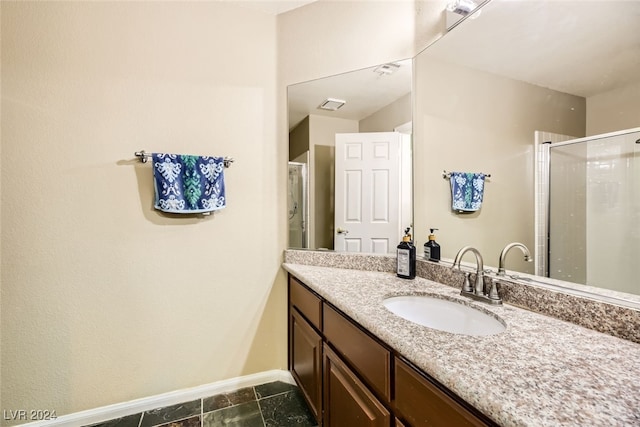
<box><xmin>288</xmin><ymin>162</ymin><xmax>308</xmax><ymax>249</ymax></box>
<box><xmin>537</xmin><ymin>127</ymin><xmax>639</xmax><ymax>295</ymax></box>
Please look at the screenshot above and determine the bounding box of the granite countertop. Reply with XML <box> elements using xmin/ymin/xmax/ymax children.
<box><xmin>283</xmin><ymin>263</ymin><xmax>640</xmax><ymax>427</ymax></box>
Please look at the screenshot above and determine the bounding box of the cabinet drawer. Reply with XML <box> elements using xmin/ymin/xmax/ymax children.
<box><xmin>323</xmin><ymin>304</ymin><xmax>391</xmax><ymax>402</ymax></box>
<box><xmin>324</xmin><ymin>344</ymin><xmax>390</xmax><ymax>427</ymax></box>
<box><xmin>289</xmin><ymin>275</ymin><xmax>322</xmax><ymax>330</ymax></box>
<box><xmin>394</xmin><ymin>358</ymin><xmax>492</xmax><ymax>427</ymax></box>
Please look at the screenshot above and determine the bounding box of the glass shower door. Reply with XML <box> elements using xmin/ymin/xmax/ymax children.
<box><xmin>548</xmin><ymin>128</ymin><xmax>640</xmax><ymax>294</ymax></box>
<box><xmin>288</xmin><ymin>162</ymin><xmax>308</xmax><ymax>249</ymax></box>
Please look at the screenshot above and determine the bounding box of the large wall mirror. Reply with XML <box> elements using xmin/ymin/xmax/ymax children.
<box><xmin>413</xmin><ymin>0</ymin><xmax>640</xmax><ymax>299</ymax></box>
<box><xmin>286</xmin><ymin>0</ymin><xmax>640</xmax><ymax>304</ymax></box>
<box><xmin>288</xmin><ymin>59</ymin><xmax>413</xmax><ymax>253</ymax></box>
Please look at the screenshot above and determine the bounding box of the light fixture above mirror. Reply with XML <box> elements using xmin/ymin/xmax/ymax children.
<box><xmin>445</xmin><ymin>0</ymin><xmax>483</xmax><ymax>29</ymax></box>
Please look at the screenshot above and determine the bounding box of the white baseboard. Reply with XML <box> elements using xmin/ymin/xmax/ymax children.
<box><xmin>20</xmin><ymin>369</ymin><xmax>294</xmax><ymax>427</ymax></box>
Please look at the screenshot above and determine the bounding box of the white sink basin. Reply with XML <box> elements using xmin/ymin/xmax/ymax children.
<box><xmin>383</xmin><ymin>295</ymin><xmax>506</xmax><ymax>336</ymax></box>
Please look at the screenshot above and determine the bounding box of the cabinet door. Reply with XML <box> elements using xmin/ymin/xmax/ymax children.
<box><xmin>323</xmin><ymin>304</ymin><xmax>391</xmax><ymax>402</ymax></box>
<box><xmin>324</xmin><ymin>344</ymin><xmax>391</xmax><ymax>427</ymax></box>
<box><xmin>290</xmin><ymin>308</ymin><xmax>323</xmax><ymax>424</ymax></box>
<box><xmin>394</xmin><ymin>358</ymin><xmax>493</xmax><ymax>427</ymax></box>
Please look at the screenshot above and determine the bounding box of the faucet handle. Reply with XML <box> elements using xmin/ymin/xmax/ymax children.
<box><xmin>487</xmin><ymin>281</ymin><xmax>502</xmax><ymax>302</ymax></box>
<box><xmin>462</xmin><ymin>273</ymin><xmax>474</xmax><ymax>293</ymax></box>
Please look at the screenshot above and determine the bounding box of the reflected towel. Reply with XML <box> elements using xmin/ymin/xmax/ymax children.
<box><xmin>450</xmin><ymin>172</ymin><xmax>486</xmax><ymax>212</ymax></box>
<box><xmin>152</xmin><ymin>153</ymin><xmax>226</xmax><ymax>214</ymax></box>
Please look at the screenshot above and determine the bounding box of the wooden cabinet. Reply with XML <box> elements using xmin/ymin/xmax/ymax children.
<box><xmin>289</xmin><ymin>277</ymin><xmax>323</xmax><ymax>424</ymax></box>
<box><xmin>290</xmin><ymin>308</ymin><xmax>323</xmax><ymax>423</ymax></box>
<box><xmin>290</xmin><ymin>276</ymin><xmax>322</xmax><ymax>329</ymax></box>
<box><xmin>288</xmin><ymin>274</ymin><xmax>496</xmax><ymax>427</ymax></box>
<box><xmin>323</xmin><ymin>344</ymin><xmax>391</xmax><ymax>427</ymax></box>
<box><xmin>324</xmin><ymin>304</ymin><xmax>391</xmax><ymax>402</ymax></box>
<box><xmin>394</xmin><ymin>358</ymin><xmax>493</xmax><ymax>427</ymax></box>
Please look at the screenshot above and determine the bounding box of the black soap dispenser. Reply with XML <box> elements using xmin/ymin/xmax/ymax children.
<box><xmin>424</xmin><ymin>228</ymin><xmax>441</xmax><ymax>262</ymax></box>
<box><xmin>397</xmin><ymin>227</ymin><xmax>416</xmax><ymax>279</ymax></box>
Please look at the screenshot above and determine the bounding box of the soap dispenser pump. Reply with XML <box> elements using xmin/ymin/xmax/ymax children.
<box><xmin>424</xmin><ymin>228</ymin><xmax>441</xmax><ymax>262</ymax></box>
<box><xmin>397</xmin><ymin>227</ymin><xmax>416</xmax><ymax>279</ymax></box>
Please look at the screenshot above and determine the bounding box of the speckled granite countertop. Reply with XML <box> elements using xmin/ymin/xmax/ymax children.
<box><xmin>283</xmin><ymin>263</ymin><xmax>640</xmax><ymax>427</ymax></box>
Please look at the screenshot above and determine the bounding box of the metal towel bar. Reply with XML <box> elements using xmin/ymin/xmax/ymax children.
<box><xmin>442</xmin><ymin>170</ymin><xmax>491</xmax><ymax>179</ymax></box>
<box><xmin>134</xmin><ymin>150</ymin><xmax>234</xmax><ymax>168</ymax></box>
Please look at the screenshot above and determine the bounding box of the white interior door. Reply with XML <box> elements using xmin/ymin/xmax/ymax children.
<box><xmin>334</xmin><ymin>132</ymin><xmax>406</xmax><ymax>253</ymax></box>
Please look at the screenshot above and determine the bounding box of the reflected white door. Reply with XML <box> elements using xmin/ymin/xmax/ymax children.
<box><xmin>334</xmin><ymin>132</ymin><xmax>408</xmax><ymax>253</ymax></box>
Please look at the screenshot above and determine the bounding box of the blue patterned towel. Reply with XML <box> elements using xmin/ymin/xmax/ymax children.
<box><xmin>450</xmin><ymin>172</ymin><xmax>486</xmax><ymax>212</ymax></box>
<box><xmin>152</xmin><ymin>153</ymin><xmax>226</xmax><ymax>214</ymax></box>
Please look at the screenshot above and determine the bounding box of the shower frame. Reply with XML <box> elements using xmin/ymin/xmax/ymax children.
<box><xmin>288</xmin><ymin>161</ymin><xmax>309</xmax><ymax>249</ymax></box>
<box><xmin>535</xmin><ymin>126</ymin><xmax>640</xmax><ymax>290</ymax></box>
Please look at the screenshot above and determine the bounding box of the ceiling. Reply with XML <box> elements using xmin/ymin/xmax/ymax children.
<box><xmin>287</xmin><ymin>59</ymin><xmax>413</xmax><ymax>130</ymax></box>
<box><xmin>226</xmin><ymin>0</ymin><xmax>319</xmax><ymax>15</ymax></box>
<box><xmin>285</xmin><ymin>0</ymin><xmax>640</xmax><ymax>131</ymax></box>
<box><xmin>426</xmin><ymin>0</ymin><xmax>640</xmax><ymax>98</ymax></box>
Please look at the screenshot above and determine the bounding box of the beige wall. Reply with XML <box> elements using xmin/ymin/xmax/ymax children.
<box><xmin>413</xmin><ymin>57</ymin><xmax>586</xmax><ymax>272</ymax></box>
<box><xmin>1</xmin><ymin>1</ymin><xmax>284</xmax><ymax>420</ymax></box>
<box><xmin>278</xmin><ymin>0</ymin><xmax>449</xmax><ymax>87</ymax></box>
<box><xmin>289</xmin><ymin>116</ymin><xmax>310</xmax><ymax>161</ymax></box>
<box><xmin>1</xmin><ymin>0</ymin><xmax>453</xmax><ymax>419</ymax></box>
<box><xmin>586</xmin><ymin>81</ymin><xmax>640</xmax><ymax>136</ymax></box>
<box><xmin>360</xmin><ymin>92</ymin><xmax>412</xmax><ymax>133</ymax></box>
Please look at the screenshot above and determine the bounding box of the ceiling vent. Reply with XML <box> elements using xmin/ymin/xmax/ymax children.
<box><xmin>318</xmin><ymin>98</ymin><xmax>346</xmax><ymax>111</ymax></box>
<box><xmin>373</xmin><ymin>63</ymin><xmax>400</xmax><ymax>76</ymax></box>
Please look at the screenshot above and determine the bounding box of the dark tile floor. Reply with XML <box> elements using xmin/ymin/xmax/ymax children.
<box><xmin>86</xmin><ymin>381</ymin><xmax>317</xmax><ymax>427</ymax></box>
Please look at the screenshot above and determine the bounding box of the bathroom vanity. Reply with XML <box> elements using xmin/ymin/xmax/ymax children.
<box><xmin>289</xmin><ymin>274</ymin><xmax>495</xmax><ymax>426</ymax></box>
<box><xmin>284</xmin><ymin>257</ymin><xmax>640</xmax><ymax>427</ymax></box>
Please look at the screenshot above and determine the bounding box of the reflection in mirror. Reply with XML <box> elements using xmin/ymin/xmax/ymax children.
<box><xmin>546</xmin><ymin>128</ymin><xmax>640</xmax><ymax>295</ymax></box>
<box><xmin>288</xmin><ymin>59</ymin><xmax>413</xmax><ymax>253</ymax></box>
<box><xmin>413</xmin><ymin>0</ymin><xmax>640</xmax><ymax>298</ymax></box>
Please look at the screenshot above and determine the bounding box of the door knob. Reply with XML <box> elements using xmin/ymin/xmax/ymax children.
<box><xmin>336</xmin><ymin>228</ymin><xmax>349</xmax><ymax>235</ymax></box>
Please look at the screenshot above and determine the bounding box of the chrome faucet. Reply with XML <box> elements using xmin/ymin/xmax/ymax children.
<box><xmin>452</xmin><ymin>246</ymin><xmax>484</xmax><ymax>295</ymax></box>
<box><xmin>452</xmin><ymin>246</ymin><xmax>502</xmax><ymax>305</ymax></box>
<box><xmin>498</xmin><ymin>242</ymin><xmax>532</xmax><ymax>276</ymax></box>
